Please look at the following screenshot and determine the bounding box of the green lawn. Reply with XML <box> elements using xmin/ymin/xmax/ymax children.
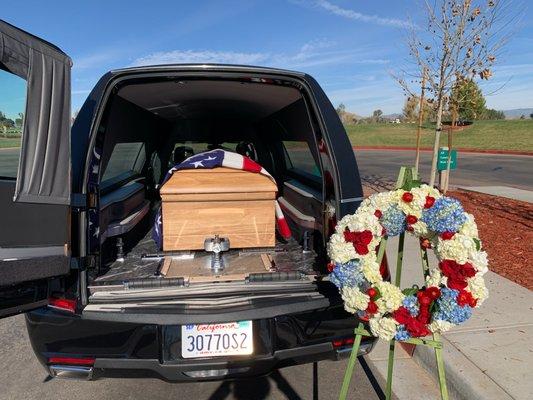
<box><xmin>346</xmin><ymin>119</ymin><xmax>533</xmax><ymax>152</ymax></box>
<box><xmin>0</xmin><ymin>137</ymin><xmax>21</xmax><ymax>148</ymax></box>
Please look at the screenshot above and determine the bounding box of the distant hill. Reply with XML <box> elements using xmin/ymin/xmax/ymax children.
<box><xmin>502</xmin><ymin>108</ymin><xmax>533</xmax><ymax>119</ymax></box>
<box><xmin>382</xmin><ymin>113</ymin><xmax>402</xmax><ymax>120</ymax></box>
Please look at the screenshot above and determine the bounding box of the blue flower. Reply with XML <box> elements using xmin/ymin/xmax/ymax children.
<box><xmin>330</xmin><ymin>260</ymin><xmax>367</xmax><ymax>289</ymax></box>
<box><xmin>434</xmin><ymin>288</ymin><xmax>472</xmax><ymax>324</ymax></box>
<box><xmin>421</xmin><ymin>197</ymin><xmax>467</xmax><ymax>234</ymax></box>
<box><xmin>402</xmin><ymin>295</ymin><xmax>420</xmax><ymax>317</ymax></box>
<box><xmin>394</xmin><ymin>325</ymin><xmax>411</xmax><ymax>341</ymax></box>
<box><xmin>380</xmin><ymin>205</ymin><xmax>406</xmax><ymax>236</ymax></box>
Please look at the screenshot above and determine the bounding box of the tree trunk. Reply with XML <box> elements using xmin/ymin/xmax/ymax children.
<box><xmin>414</xmin><ymin>71</ymin><xmax>427</xmax><ymax>175</ymax></box>
<box><xmin>429</xmin><ymin>94</ymin><xmax>445</xmax><ymax>187</ymax></box>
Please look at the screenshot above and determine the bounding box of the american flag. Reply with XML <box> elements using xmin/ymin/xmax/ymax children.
<box><xmin>153</xmin><ymin>149</ymin><xmax>291</xmax><ymax>248</ymax></box>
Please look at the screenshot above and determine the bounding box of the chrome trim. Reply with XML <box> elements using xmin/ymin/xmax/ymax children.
<box><xmin>49</xmin><ymin>365</ymin><xmax>94</xmax><ymax>380</ymax></box>
<box><xmin>335</xmin><ymin>340</ymin><xmax>374</xmax><ymax>360</ymax></box>
<box><xmin>340</xmin><ymin>197</ymin><xmax>364</xmax><ymax>204</ymax></box>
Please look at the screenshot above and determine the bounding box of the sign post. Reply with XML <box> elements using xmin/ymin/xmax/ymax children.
<box><xmin>437</xmin><ymin>147</ymin><xmax>457</xmax><ymax>192</ymax></box>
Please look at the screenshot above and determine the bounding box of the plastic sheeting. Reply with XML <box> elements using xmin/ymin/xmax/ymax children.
<box><xmin>0</xmin><ymin>20</ymin><xmax>72</xmax><ymax>204</ymax></box>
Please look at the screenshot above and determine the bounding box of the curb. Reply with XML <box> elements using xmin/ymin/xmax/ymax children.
<box><xmin>412</xmin><ymin>335</ymin><xmax>513</xmax><ymax>400</ymax></box>
<box><xmin>353</xmin><ymin>146</ymin><xmax>533</xmax><ymax>156</ymax></box>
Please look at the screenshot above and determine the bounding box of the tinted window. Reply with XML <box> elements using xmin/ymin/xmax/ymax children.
<box><xmin>283</xmin><ymin>141</ymin><xmax>321</xmax><ymax>178</ymax></box>
<box><xmin>102</xmin><ymin>142</ymin><xmax>145</xmax><ymax>182</ymax></box>
<box><xmin>0</xmin><ymin>70</ymin><xmax>26</xmax><ymax>179</ymax></box>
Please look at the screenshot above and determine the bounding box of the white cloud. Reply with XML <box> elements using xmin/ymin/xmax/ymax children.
<box><xmin>132</xmin><ymin>50</ymin><xmax>270</xmax><ymax>67</ymax></box>
<box><xmin>313</xmin><ymin>0</ymin><xmax>416</xmax><ymax>29</ymax></box>
<box><xmin>131</xmin><ymin>40</ymin><xmax>388</xmax><ymax>70</ymax></box>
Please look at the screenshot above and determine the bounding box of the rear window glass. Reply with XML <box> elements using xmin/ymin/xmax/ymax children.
<box><xmin>283</xmin><ymin>141</ymin><xmax>321</xmax><ymax>178</ymax></box>
<box><xmin>102</xmin><ymin>142</ymin><xmax>146</xmax><ymax>182</ymax></box>
<box><xmin>0</xmin><ymin>70</ymin><xmax>26</xmax><ymax>179</ymax></box>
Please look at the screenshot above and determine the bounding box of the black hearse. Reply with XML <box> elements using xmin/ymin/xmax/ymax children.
<box><xmin>0</xmin><ymin>20</ymin><xmax>381</xmax><ymax>381</ymax></box>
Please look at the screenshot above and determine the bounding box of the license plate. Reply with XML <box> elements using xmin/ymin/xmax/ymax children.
<box><xmin>181</xmin><ymin>321</ymin><xmax>253</xmax><ymax>358</ymax></box>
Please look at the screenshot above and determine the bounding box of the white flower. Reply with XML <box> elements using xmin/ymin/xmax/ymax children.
<box><xmin>429</xmin><ymin>319</ymin><xmax>455</xmax><ymax>333</ymax></box>
<box><xmin>327</xmin><ymin>233</ymin><xmax>358</xmax><ymax>264</ymax></box>
<box><xmin>397</xmin><ymin>185</ymin><xmax>441</xmax><ymax>218</ymax></box>
<box><xmin>410</xmin><ymin>220</ymin><xmax>429</xmax><ymax>237</ymax></box>
<box><xmin>459</xmin><ymin>213</ymin><xmax>479</xmax><ymax>238</ymax></box>
<box><xmin>470</xmin><ymin>250</ymin><xmax>489</xmax><ymax>275</ymax></box>
<box><xmin>375</xmin><ymin>281</ymin><xmax>405</xmax><ymax>313</ymax></box>
<box><xmin>341</xmin><ymin>287</ymin><xmax>370</xmax><ymax>314</ymax></box>
<box><xmin>369</xmin><ymin>316</ymin><xmax>398</xmax><ymax>341</ymax></box>
<box><xmin>436</xmin><ymin>234</ymin><xmax>477</xmax><ymax>264</ymax></box>
<box><xmin>361</xmin><ymin>254</ymin><xmax>382</xmax><ymax>284</ymax></box>
<box><xmin>339</xmin><ymin>212</ymin><xmax>382</xmax><ymax>237</ymax></box>
<box><xmin>467</xmin><ymin>275</ymin><xmax>489</xmax><ymax>306</ymax></box>
<box><xmin>425</xmin><ymin>268</ymin><xmax>447</xmax><ymax>287</ymax></box>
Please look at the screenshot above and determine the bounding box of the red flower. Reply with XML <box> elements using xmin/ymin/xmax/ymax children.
<box><xmin>367</xmin><ymin>288</ymin><xmax>378</xmax><ymax>299</ymax></box>
<box><xmin>393</xmin><ymin>306</ymin><xmax>431</xmax><ymax>337</ymax></box>
<box><xmin>406</xmin><ymin>225</ymin><xmax>414</xmax><ymax>232</ymax></box>
<box><xmin>426</xmin><ymin>286</ymin><xmax>441</xmax><ymax>300</ymax></box>
<box><xmin>381</xmin><ymin>227</ymin><xmax>387</xmax><ymax>236</ymax></box>
<box><xmin>417</xmin><ymin>292</ymin><xmax>432</xmax><ymax>306</ymax></box>
<box><xmin>374</xmin><ymin>210</ymin><xmax>383</xmax><ymax>219</ymax></box>
<box><xmin>424</xmin><ymin>196</ymin><xmax>436</xmax><ymax>209</ymax></box>
<box><xmin>344</xmin><ymin>229</ymin><xmax>373</xmax><ymax>255</ymax></box>
<box><xmin>420</xmin><ymin>238</ymin><xmax>432</xmax><ymax>249</ymax></box>
<box><xmin>402</xmin><ymin>192</ymin><xmax>414</xmax><ymax>202</ymax></box>
<box><xmin>440</xmin><ymin>260</ymin><xmax>477</xmax><ymax>290</ymax></box>
<box><xmin>440</xmin><ymin>231</ymin><xmax>455</xmax><ymax>240</ymax></box>
<box><xmin>327</xmin><ymin>262</ymin><xmax>335</xmax><ymax>273</ymax></box>
<box><xmin>405</xmin><ymin>318</ymin><xmax>431</xmax><ymax>337</ymax></box>
<box><xmin>366</xmin><ymin>301</ymin><xmax>378</xmax><ymax>314</ymax></box>
<box><xmin>406</xmin><ymin>215</ymin><xmax>418</xmax><ymax>225</ymax></box>
<box><xmin>457</xmin><ymin>290</ymin><xmax>477</xmax><ymax>307</ymax></box>
<box><xmin>393</xmin><ymin>307</ymin><xmax>412</xmax><ymax>325</ymax></box>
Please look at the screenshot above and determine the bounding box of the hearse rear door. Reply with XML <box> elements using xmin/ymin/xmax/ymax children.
<box><xmin>0</xmin><ymin>20</ymin><xmax>72</xmax><ymax>317</ymax></box>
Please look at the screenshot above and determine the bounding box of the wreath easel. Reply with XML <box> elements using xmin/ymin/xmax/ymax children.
<box><xmin>336</xmin><ymin>166</ymin><xmax>473</xmax><ymax>400</ymax></box>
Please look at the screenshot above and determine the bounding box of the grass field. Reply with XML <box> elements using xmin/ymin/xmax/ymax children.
<box><xmin>0</xmin><ymin>137</ymin><xmax>21</xmax><ymax>148</ymax></box>
<box><xmin>1</xmin><ymin>120</ymin><xmax>532</xmax><ymax>151</ymax></box>
<box><xmin>346</xmin><ymin>119</ymin><xmax>533</xmax><ymax>152</ymax></box>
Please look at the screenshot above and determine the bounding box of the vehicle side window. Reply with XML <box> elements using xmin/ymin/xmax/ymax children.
<box><xmin>282</xmin><ymin>140</ymin><xmax>322</xmax><ymax>178</ymax></box>
<box><xmin>102</xmin><ymin>142</ymin><xmax>146</xmax><ymax>183</ymax></box>
<box><xmin>0</xmin><ymin>69</ymin><xmax>27</xmax><ymax>179</ymax></box>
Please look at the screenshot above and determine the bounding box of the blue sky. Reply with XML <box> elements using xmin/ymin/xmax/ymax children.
<box><xmin>1</xmin><ymin>0</ymin><xmax>532</xmax><ymax>118</ymax></box>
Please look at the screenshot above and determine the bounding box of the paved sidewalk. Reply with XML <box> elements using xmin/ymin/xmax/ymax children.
<box><xmin>379</xmin><ymin>235</ymin><xmax>533</xmax><ymax>400</ymax></box>
<box><xmin>457</xmin><ymin>185</ymin><xmax>533</xmax><ymax>203</ymax></box>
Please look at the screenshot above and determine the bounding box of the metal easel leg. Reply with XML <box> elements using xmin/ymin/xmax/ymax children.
<box><xmin>433</xmin><ymin>333</ymin><xmax>449</xmax><ymax>400</ymax></box>
<box><xmin>338</xmin><ymin>323</ymin><xmax>365</xmax><ymax>400</ymax></box>
<box><xmin>385</xmin><ymin>340</ymin><xmax>396</xmax><ymax>400</ymax></box>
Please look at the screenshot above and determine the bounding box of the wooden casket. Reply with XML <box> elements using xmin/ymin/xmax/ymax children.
<box><xmin>159</xmin><ymin>167</ymin><xmax>278</xmax><ymax>251</ymax></box>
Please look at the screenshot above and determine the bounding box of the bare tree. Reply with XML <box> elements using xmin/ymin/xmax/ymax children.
<box><xmin>395</xmin><ymin>0</ymin><xmax>518</xmax><ymax>187</ymax></box>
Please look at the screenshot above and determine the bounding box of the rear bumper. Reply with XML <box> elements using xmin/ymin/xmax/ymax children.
<box><xmin>27</xmin><ymin>303</ymin><xmax>376</xmax><ymax>382</ymax></box>
<box><xmin>48</xmin><ymin>341</ymin><xmax>374</xmax><ymax>382</ymax></box>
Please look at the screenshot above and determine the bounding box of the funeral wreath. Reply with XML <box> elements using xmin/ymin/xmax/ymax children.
<box><xmin>327</xmin><ymin>185</ymin><xmax>489</xmax><ymax>341</ymax></box>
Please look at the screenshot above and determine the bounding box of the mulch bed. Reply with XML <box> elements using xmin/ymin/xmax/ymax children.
<box><xmin>362</xmin><ymin>183</ymin><xmax>533</xmax><ymax>290</ymax></box>
<box><xmin>447</xmin><ymin>190</ymin><xmax>533</xmax><ymax>290</ymax></box>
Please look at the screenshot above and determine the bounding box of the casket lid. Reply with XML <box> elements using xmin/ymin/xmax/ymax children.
<box><xmin>160</xmin><ymin>167</ymin><xmax>278</xmax><ymax>195</ymax></box>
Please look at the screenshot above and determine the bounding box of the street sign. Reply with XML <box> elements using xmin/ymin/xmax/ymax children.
<box><xmin>437</xmin><ymin>148</ymin><xmax>457</xmax><ymax>171</ymax></box>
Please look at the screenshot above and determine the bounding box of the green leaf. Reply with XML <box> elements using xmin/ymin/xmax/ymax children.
<box><xmin>473</xmin><ymin>238</ymin><xmax>481</xmax><ymax>251</ymax></box>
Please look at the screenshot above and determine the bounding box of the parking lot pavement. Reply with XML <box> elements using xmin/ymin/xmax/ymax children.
<box><xmin>355</xmin><ymin>150</ymin><xmax>533</xmax><ymax>191</ymax></box>
<box><xmin>0</xmin><ymin>315</ymin><xmax>381</xmax><ymax>400</ymax></box>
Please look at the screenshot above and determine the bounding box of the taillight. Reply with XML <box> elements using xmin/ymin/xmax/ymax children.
<box><xmin>48</xmin><ymin>297</ymin><xmax>77</xmax><ymax>313</ymax></box>
<box><xmin>48</xmin><ymin>357</ymin><xmax>95</xmax><ymax>366</ymax></box>
<box><xmin>332</xmin><ymin>336</ymin><xmax>355</xmax><ymax>349</ymax></box>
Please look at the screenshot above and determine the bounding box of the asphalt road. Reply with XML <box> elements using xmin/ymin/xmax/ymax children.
<box><xmin>2</xmin><ymin>147</ymin><xmax>532</xmax><ymax>190</ymax></box>
<box><xmin>355</xmin><ymin>149</ymin><xmax>533</xmax><ymax>190</ymax></box>
<box><xmin>0</xmin><ymin>315</ymin><xmax>380</xmax><ymax>400</ymax></box>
